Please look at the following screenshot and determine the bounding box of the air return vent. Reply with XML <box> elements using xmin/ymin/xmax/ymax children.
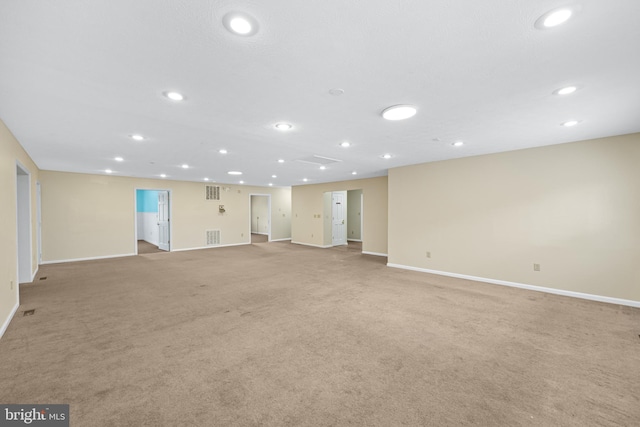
<box><xmin>206</xmin><ymin>185</ymin><xmax>220</xmax><ymax>201</ymax></box>
<box><xmin>206</xmin><ymin>229</ymin><xmax>221</xmax><ymax>246</ymax></box>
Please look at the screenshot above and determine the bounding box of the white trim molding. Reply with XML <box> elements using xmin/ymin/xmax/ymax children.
<box><xmin>387</xmin><ymin>263</ymin><xmax>640</xmax><ymax>308</ymax></box>
<box><xmin>291</xmin><ymin>241</ymin><xmax>332</xmax><ymax>249</ymax></box>
<box><xmin>270</xmin><ymin>238</ymin><xmax>292</xmax><ymax>242</ymax></box>
<box><xmin>41</xmin><ymin>253</ymin><xmax>136</xmax><ymax>265</ymax></box>
<box><xmin>0</xmin><ymin>300</ymin><xmax>19</xmax><ymax>340</ymax></box>
<box><xmin>30</xmin><ymin>266</ymin><xmax>39</xmax><ymax>282</ymax></box>
<box><xmin>347</xmin><ymin>239</ymin><xmax>363</xmax><ymax>242</ymax></box>
<box><xmin>363</xmin><ymin>251</ymin><xmax>388</xmax><ymax>257</ymax></box>
<box><xmin>172</xmin><ymin>242</ymin><xmax>250</xmax><ymax>252</ymax></box>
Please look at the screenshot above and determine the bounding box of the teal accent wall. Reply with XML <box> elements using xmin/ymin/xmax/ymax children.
<box><xmin>136</xmin><ymin>190</ymin><xmax>159</xmax><ymax>213</ymax></box>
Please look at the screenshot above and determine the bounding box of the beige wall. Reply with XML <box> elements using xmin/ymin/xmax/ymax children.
<box><xmin>388</xmin><ymin>133</ymin><xmax>640</xmax><ymax>302</ymax></box>
<box><xmin>40</xmin><ymin>171</ymin><xmax>291</xmax><ymax>262</ymax></box>
<box><xmin>0</xmin><ymin>119</ymin><xmax>39</xmax><ymax>335</ymax></box>
<box><xmin>291</xmin><ymin>176</ymin><xmax>388</xmax><ymax>254</ymax></box>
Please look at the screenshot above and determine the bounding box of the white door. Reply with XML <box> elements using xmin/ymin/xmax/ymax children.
<box><xmin>332</xmin><ymin>191</ymin><xmax>347</xmax><ymax>246</ymax></box>
<box><xmin>157</xmin><ymin>191</ymin><xmax>170</xmax><ymax>251</ymax></box>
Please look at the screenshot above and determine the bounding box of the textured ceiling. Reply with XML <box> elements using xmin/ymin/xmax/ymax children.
<box><xmin>1</xmin><ymin>0</ymin><xmax>639</xmax><ymax>187</ymax></box>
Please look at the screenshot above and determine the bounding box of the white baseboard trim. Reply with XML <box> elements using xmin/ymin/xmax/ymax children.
<box><xmin>270</xmin><ymin>238</ymin><xmax>292</xmax><ymax>242</ymax></box>
<box><xmin>386</xmin><ymin>263</ymin><xmax>640</xmax><ymax>308</ymax></box>
<box><xmin>172</xmin><ymin>242</ymin><xmax>251</xmax><ymax>252</ymax></box>
<box><xmin>30</xmin><ymin>266</ymin><xmax>39</xmax><ymax>282</ymax></box>
<box><xmin>251</xmin><ymin>232</ymin><xmax>269</xmax><ymax>236</ymax></box>
<box><xmin>41</xmin><ymin>253</ymin><xmax>136</xmax><ymax>265</ymax></box>
<box><xmin>347</xmin><ymin>239</ymin><xmax>363</xmax><ymax>242</ymax></box>
<box><xmin>291</xmin><ymin>241</ymin><xmax>332</xmax><ymax>249</ymax></box>
<box><xmin>363</xmin><ymin>251</ymin><xmax>388</xmax><ymax>257</ymax></box>
<box><xmin>0</xmin><ymin>300</ymin><xmax>19</xmax><ymax>340</ymax></box>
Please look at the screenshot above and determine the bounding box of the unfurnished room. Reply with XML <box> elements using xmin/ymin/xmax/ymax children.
<box><xmin>1</xmin><ymin>1</ymin><xmax>639</xmax><ymax>426</ymax></box>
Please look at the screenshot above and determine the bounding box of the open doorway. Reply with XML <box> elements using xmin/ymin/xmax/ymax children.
<box><xmin>16</xmin><ymin>162</ymin><xmax>32</xmax><ymax>284</ymax></box>
<box><xmin>250</xmin><ymin>194</ymin><xmax>271</xmax><ymax>244</ymax></box>
<box><xmin>323</xmin><ymin>189</ymin><xmax>363</xmax><ymax>252</ymax></box>
<box><xmin>135</xmin><ymin>189</ymin><xmax>171</xmax><ymax>254</ymax></box>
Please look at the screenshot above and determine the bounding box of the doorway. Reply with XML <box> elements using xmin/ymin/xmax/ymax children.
<box><xmin>16</xmin><ymin>163</ymin><xmax>32</xmax><ymax>283</ymax></box>
<box><xmin>250</xmin><ymin>194</ymin><xmax>271</xmax><ymax>243</ymax></box>
<box><xmin>135</xmin><ymin>189</ymin><xmax>170</xmax><ymax>254</ymax></box>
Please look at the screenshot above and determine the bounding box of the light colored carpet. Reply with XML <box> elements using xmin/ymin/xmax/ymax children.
<box><xmin>137</xmin><ymin>240</ymin><xmax>163</xmax><ymax>255</ymax></box>
<box><xmin>251</xmin><ymin>233</ymin><xmax>268</xmax><ymax>244</ymax></box>
<box><xmin>1</xmin><ymin>241</ymin><xmax>638</xmax><ymax>426</ymax></box>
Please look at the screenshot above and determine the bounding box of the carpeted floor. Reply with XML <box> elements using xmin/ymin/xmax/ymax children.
<box><xmin>251</xmin><ymin>233</ymin><xmax>269</xmax><ymax>244</ymax></box>
<box><xmin>1</xmin><ymin>241</ymin><xmax>638</xmax><ymax>426</ymax></box>
<box><xmin>137</xmin><ymin>240</ymin><xmax>163</xmax><ymax>254</ymax></box>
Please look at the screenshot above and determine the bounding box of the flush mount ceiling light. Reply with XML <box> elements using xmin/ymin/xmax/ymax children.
<box><xmin>105</xmin><ymin>169</ymin><xmax>113</xmax><ymax>174</ymax></box>
<box><xmin>223</xmin><ymin>12</ymin><xmax>259</xmax><ymax>36</ymax></box>
<box><xmin>219</xmin><ymin>149</ymin><xmax>228</xmax><ymax>154</ymax></box>
<box><xmin>554</xmin><ymin>86</ymin><xmax>578</xmax><ymax>95</ymax></box>
<box><xmin>320</xmin><ymin>166</ymin><xmax>326</xmax><ymax>170</ymax></box>
<box><xmin>228</xmin><ymin>171</ymin><xmax>242</xmax><ymax>175</ymax></box>
<box><xmin>274</xmin><ymin>122</ymin><xmax>293</xmax><ymax>131</ymax></box>
<box><xmin>303</xmin><ymin>178</ymin><xmax>308</xmax><ymax>182</ymax></box>
<box><xmin>114</xmin><ymin>156</ymin><xmax>123</xmax><ymax>162</ymax></box>
<box><xmin>452</xmin><ymin>141</ymin><xmax>464</xmax><ymax>147</ymax></box>
<box><xmin>381</xmin><ymin>153</ymin><xmax>393</xmax><ymax>159</ymax></box>
<box><xmin>181</xmin><ymin>164</ymin><xmax>189</xmax><ymax>169</ymax></box>
<box><xmin>562</xmin><ymin>120</ymin><xmax>580</xmax><ymax>127</ymax></box>
<box><xmin>204</xmin><ymin>178</ymin><xmax>209</xmax><ymax>181</ymax></box>
<box><xmin>340</xmin><ymin>141</ymin><xmax>351</xmax><ymax>148</ymax></box>
<box><xmin>160</xmin><ymin>174</ymin><xmax>167</xmax><ymax>178</ymax></box>
<box><xmin>352</xmin><ymin>171</ymin><xmax>357</xmax><ymax>175</ymax></box>
<box><xmin>271</xmin><ymin>174</ymin><xmax>277</xmax><ymax>178</ymax></box>
<box><xmin>277</xmin><ymin>159</ymin><xmax>285</xmax><ymax>163</ymax></box>
<box><xmin>164</xmin><ymin>91</ymin><xmax>185</xmax><ymax>101</ymax></box>
<box><xmin>535</xmin><ymin>6</ymin><xmax>579</xmax><ymax>29</ymax></box>
<box><xmin>130</xmin><ymin>134</ymin><xmax>145</xmax><ymax>141</ymax></box>
<box><xmin>382</xmin><ymin>105</ymin><xmax>417</xmax><ymax>121</ymax></box>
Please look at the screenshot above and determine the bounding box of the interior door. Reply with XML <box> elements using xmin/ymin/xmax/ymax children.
<box><xmin>332</xmin><ymin>191</ymin><xmax>347</xmax><ymax>246</ymax></box>
<box><xmin>157</xmin><ymin>190</ymin><xmax>170</xmax><ymax>251</ymax></box>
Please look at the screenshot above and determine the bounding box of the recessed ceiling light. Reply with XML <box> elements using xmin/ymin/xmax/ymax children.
<box><xmin>329</xmin><ymin>88</ymin><xmax>345</xmax><ymax>96</ymax></box>
<box><xmin>381</xmin><ymin>153</ymin><xmax>393</xmax><ymax>159</ymax></box>
<box><xmin>277</xmin><ymin>159</ymin><xmax>285</xmax><ymax>163</ymax></box>
<box><xmin>164</xmin><ymin>91</ymin><xmax>185</xmax><ymax>101</ymax></box>
<box><xmin>160</xmin><ymin>174</ymin><xmax>167</xmax><ymax>178</ymax></box>
<box><xmin>352</xmin><ymin>171</ymin><xmax>357</xmax><ymax>175</ymax></box>
<box><xmin>219</xmin><ymin>149</ymin><xmax>228</xmax><ymax>154</ymax></box>
<box><xmin>223</xmin><ymin>12</ymin><xmax>259</xmax><ymax>36</ymax></box>
<box><xmin>114</xmin><ymin>156</ymin><xmax>123</xmax><ymax>162</ymax></box>
<box><xmin>271</xmin><ymin>175</ymin><xmax>277</xmax><ymax>178</ymax></box>
<box><xmin>105</xmin><ymin>169</ymin><xmax>113</xmax><ymax>174</ymax></box>
<box><xmin>562</xmin><ymin>120</ymin><xmax>580</xmax><ymax>127</ymax></box>
<box><xmin>382</xmin><ymin>105</ymin><xmax>417</xmax><ymax>121</ymax></box>
<box><xmin>228</xmin><ymin>171</ymin><xmax>242</xmax><ymax>175</ymax></box>
<box><xmin>340</xmin><ymin>141</ymin><xmax>351</xmax><ymax>148</ymax></box>
<box><xmin>239</xmin><ymin>180</ymin><xmax>244</xmax><ymax>184</ymax></box>
<box><xmin>274</xmin><ymin>123</ymin><xmax>293</xmax><ymax>131</ymax></box>
<box><xmin>181</xmin><ymin>164</ymin><xmax>189</xmax><ymax>169</ymax></box>
<box><xmin>320</xmin><ymin>166</ymin><xmax>326</xmax><ymax>170</ymax></box>
<box><xmin>204</xmin><ymin>178</ymin><xmax>209</xmax><ymax>181</ymax></box>
<box><xmin>452</xmin><ymin>141</ymin><xmax>464</xmax><ymax>147</ymax></box>
<box><xmin>535</xmin><ymin>7</ymin><xmax>578</xmax><ymax>29</ymax></box>
<box><xmin>130</xmin><ymin>134</ymin><xmax>145</xmax><ymax>141</ymax></box>
<box><xmin>303</xmin><ymin>178</ymin><xmax>308</xmax><ymax>182</ymax></box>
<box><xmin>554</xmin><ymin>86</ymin><xmax>578</xmax><ymax>95</ymax></box>
<box><xmin>268</xmin><ymin>183</ymin><xmax>273</xmax><ymax>186</ymax></box>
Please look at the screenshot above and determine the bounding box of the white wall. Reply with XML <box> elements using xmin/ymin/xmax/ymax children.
<box><xmin>137</xmin><ymin>212</ymin><xmax>159</xmax><ymax>245</ymax></box>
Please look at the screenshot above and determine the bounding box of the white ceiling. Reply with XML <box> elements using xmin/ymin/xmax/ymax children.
<box><xmin>1</xmin><ymin>0</ymin><xmax>639</xmax><ymax>187</ymax></box>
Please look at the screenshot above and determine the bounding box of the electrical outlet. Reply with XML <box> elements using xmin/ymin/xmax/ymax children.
<box><xmin>10</xmin><ymin>280</ymin><xmax>14</xmax><ymax>290</ymax></box>
<box><xmin>533</xmin><ymin>263</ymin><xmax>540</xmax><ymax>271</ymax></box>
<box><xmin>426</xmin><ymin>251</ymin><xmax>431</xmax><ymax>258</ymax></box>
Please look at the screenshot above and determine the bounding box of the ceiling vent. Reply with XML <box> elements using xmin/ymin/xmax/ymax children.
<box><xmin>206</xmin><ymin>185</ymin><xmax>220</xmax><ymax>200</ymax></box>
<box><xmin>296</xmin><ymin>155</ymin><xmax>342</xmax><ymax>166</ymax></box>
<box><xmin>206</xmin><ymin>230</ymin><xmax>221</xmax><ymax>246</ymax></box>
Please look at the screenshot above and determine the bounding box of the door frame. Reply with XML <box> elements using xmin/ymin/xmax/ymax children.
<box><xmin>134</xmin><ymin>188</ymin><xmax>173</xmax><ymax>254</ymax></box>
<box><xmin>249</xmin><ymin>193</ymin><xmax>272</xmax><ymax>242</ymax></box>
<box><xmin>15</xmin><ymin>161</ymin><xmax>33</xmax><ymax>284</ymax></box>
